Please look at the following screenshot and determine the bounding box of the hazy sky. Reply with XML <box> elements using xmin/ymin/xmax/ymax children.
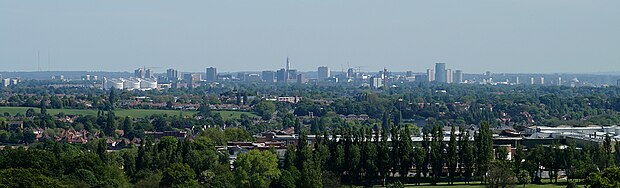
<box><xmin>1</xmin><ymin>1</ymin><xmax>619</xmax><ymax>73</ymax></box>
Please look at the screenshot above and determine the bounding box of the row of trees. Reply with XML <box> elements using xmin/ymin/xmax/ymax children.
<box><xmin>276</xmin><ymin>121</ymin><xmax>494</xmax><ymax>187</ymax></box>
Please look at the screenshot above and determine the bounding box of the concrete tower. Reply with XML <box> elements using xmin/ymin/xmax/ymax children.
<box><xmin>435</xmin><ymin>63</ymin><xmax>446</xmax><ymax>83</ymax></box>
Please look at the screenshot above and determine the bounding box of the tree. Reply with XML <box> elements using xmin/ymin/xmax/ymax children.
<box><xmin>514</xmin><ymin>144</ymin><xmax>525</xmax><ymax>173</ymax></box>
<box><xmin>586</xmin><ymin>167</ymin><xmax>620</xmax><ymax>188</ymax></box>
<box><xmin>160</xmin><ymin>163</ymin><xmax>198</xmax><ymax>187</ymax></box>
<box><xmin>0</xmin><ymin>168</ymin><xmax>63</xmax><ymax>188</ymax></box>
<box><xmin>398</xmin><ymin>127</ymin><xmax>414</xmax><ymax>182</ymax></box>
<box><xmin>40</xmin><ymin>98</ymin><xmax>47</xmax><ymax>115</ymax></box>
<box><xmin>462</xmin><ymin>129</ymin><xmax>475</xmax><ymax>184</ymax></box>
<box><xmin>255</xmin><ymin>101</ymin><xmax>276</xmax><ymax>120</ymax></box>
<box><xmin>516</xmin><ymin>170</ymin><xmax>530</xmax><ymax>188</ymax></box>
<box><xmin>430</xmin><ymin>126</ymin><xmax>444</xmax><ymax>185</ymax></box>
<box><xmin>447</xmin><ymin>126</ymin><xmax>458</xmax><ymax>184</ymax></box>
<box><xmin>485</xmin><ymin>162</ymin><xmax>516</xmax><ymax>188</ymax></box>
<box><xmin>477</xmin><ymin>121</ymin><xmax>494</xmax><ymax>181</ymax></box>
<box><xmin>234</xmin><ymin>150</ymin><xmax>281</xmax><ymax>188</ymax></box>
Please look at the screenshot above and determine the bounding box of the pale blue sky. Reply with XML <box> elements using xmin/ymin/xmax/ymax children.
<box><xmin>1</xmin><ymin>0</ymin><xmax>619</xmax><ymax>73</ymax></box>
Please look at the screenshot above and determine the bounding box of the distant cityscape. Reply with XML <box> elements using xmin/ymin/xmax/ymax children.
<box><xmin>1</xmin><ymin>58</ymin><xmax>620</xmax><ymax>90</ymax></box>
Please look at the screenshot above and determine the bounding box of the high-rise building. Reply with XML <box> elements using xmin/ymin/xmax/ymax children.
<box><xmin>540</xmin><ymin>77</ymin><xmax>545</xmax><ymax>85</ymax></box>
<box><xmin>166</xmin><ymin>68</ymin><xmax>180</xmax><ymax>81</ymax></box>
<box><xmin>288</xmin><ymin>69</ymin><xmax>297</xmax><ymax>81</ymax></box>
<box><xmin>296</xmin><ymin>73</ymin><xmax>305</xmax><ymax>84</ymax></box>
<box><xmin>406</xmin><ymin>71</ymin><xmax>414</xmax><ymax>77</ymax></box>
<box><xmin>183</xmin><ymin>73</ymin><xmax>201</xmax><ymax>88</ymax></box>
<box><xmin>530</xmin><ymin>77</ymin><xmax>535</xmax><ymax>85</ymax></box>
<box><xmin>347</xmin><ymin>68</ymin><xmax>355</xmax><ymax>78</ymax></box>
<box><xmin>558</xmin><ymin>77</ymin><xmax>562</xmax><ymax>86</ymax></box>
<box><xmin>285</xmin><ymin>57</ymin><xmax>291</xmax><ymax>81</ymax></box>
<box><xmin>276</xmin><ymin>68</ymin><xmax>287</xmax><ymax>83</ymax></box>
<box><xmin>1</xmin><ymin>78</ymin><xmax>9</xmax><ymax>88</ymax></box>
<box><xmin>262</xmin><ymin>71</ymin><xmax>275</xmax><ymax>82</ymax></box>
<box><xmin>145</xmin><ymin>69</ymin><xmax>154</xmax><ymax>79</ymax></box>
<box><xmin>454</xmin><ymin>70</ymin><xmax>463</xmax><ymax>83</ymax></box>
<box><xmin>370</xmin><ymin>77</ymin><xmax>383</xmax><ymax>88</ymax></box>
<box><xmin>206</xmin><ymin>67</ymin><xmax>217</xmax><ymax>81</ymax></box>
<box><xmin>426</xmin><ymin>69</ymin><xmax>435</xmax><ymax>82</ymax></box>
<box><xmin>435</xmin><ymin>63</ymin><xmax>446</xmax><ymax>83</ymax></box>
<box><xmin>516</xmin><ymin>76</ymin><xmax>520</xmax><ymax>84</ymax></box>
<box><xmin>134</xmin><ymin>68</ymin><xmax>146</xmax><ymax>78</ymax></box>
<box><xmin>446</xmin><ymin>69</ymin><xmax>453</xmax><ymax>83</ymax></box>
<box><xmin>318</xmin><ymin>66</ymin><xmax>330</xmax><ymax>80</ymax></box>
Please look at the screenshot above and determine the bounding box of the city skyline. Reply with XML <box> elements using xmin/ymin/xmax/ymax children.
<box><xmin>1</xmin><ymin>1</ymin><xmax>619</xmax><ymax>73</ymax></box>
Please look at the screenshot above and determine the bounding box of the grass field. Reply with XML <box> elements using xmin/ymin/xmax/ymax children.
<box><xmin>403</xmin><ymin>180</ymin><xmax>575</xmax><ymax>188</ymax></box>
<box><xmin>0</xmin><ymin>107</ymin><xmax>258</xmax><ymax>120</ymax></box>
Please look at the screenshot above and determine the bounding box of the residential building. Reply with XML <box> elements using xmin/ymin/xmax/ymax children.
<box><xmin>206</xmin><ymin>67</ymin><xmax>217</xmax><ymax>81</ymax></box>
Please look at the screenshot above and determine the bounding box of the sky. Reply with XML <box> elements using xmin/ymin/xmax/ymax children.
<box><xmin>1</xmin><ymin>0</ymin><xmax>619</xmax><ymax>73</ymax></box>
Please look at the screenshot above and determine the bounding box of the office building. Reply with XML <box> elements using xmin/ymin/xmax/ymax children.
<box><xmin>296</xmin><ymin>73</ymin><xmax>305</xmax><ymax>84</ymax></box>
<box><xmin>262</xmin><ymin>71</ymin><xmax>275</xmax><ymax>82</ymax></box>
<box><xmin>370</xmin><ymin>77</ymin><xmax>383</xmax><ymax>88</ymax></box>
<box><xmin>276</xmin><ymin>68</ymin><xmax>287</xmax><ymax>83</ymax></box>
<box><xmin>166</xmin><ymin>68</ymin><xmax>180</xmax><ymax>81</ymax></box>
<box><xmin>206</xmin><ymin>67</ymin><xmax>217</xmax><ymax>81</ymax></box>
<box><xmin>426</xmin><ymin>69</ymin><xmax>435</xmax><ymax>82</ymax></box>
<box><xmin>347</xmin><ymin>68</ymin><xmax>355</xmax><ymax>78</ymax></box>
<box><xmin>288</xmin><ymin>69</ymin><xmax>297</xmax><ymax>82</ymax></box>
<box><xmin>318</xmin><ymin>66</ymin><xmax>330</xmax><ymax>80</ymax></box>
<box><xmin>134</xmin><ymin>68</ymin><xmax>145</xmax><ymax>78</ymax></box>
<box><xmin>446</xmin><ymin>69</ymin><xmax>453</xmax><ymax>83</ymax></box>
<box><xmin>454</xmin><ymin>70</ymin><xmax>463</xmax><ymax>83</ymax></box>
<box><xmin>558</xmin><ymin>77</ymin><xmax>562</xmax><ymax>86</ymax></box>
<box><xmin>540</xmin><ymin>77</ymin><xmax>545</xmax><ymax>85</ymax></box>
<box><xmin>435</xmin><ymin>63</ymin><xmax>446</xmax><ymax>83</ymax></box>
<box><xmin>1</xmin><ymin>78</ymin><xmax>9</xmax><ymax>88</ymax></box>
<box><xmin>145</xmin><ymin>69</ymin><xmax>154</xmax><ymax>79</ymax></box>
<box><xmin>184</xmin><ymin>73</ymin><xmax>201</xmax><ymax>88</ymax></box>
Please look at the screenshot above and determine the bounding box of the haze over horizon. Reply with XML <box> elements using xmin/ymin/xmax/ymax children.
<box><xmin>1</xmin><ymin>1</ymin><xmax>619</xmax><ymax>73</ymax></box>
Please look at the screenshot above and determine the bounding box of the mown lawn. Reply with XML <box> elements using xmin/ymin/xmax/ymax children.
<box><xmin>0</xmin><ymin>107</ymin><xmax>257</xmax><ymax>120</ymax></box>
<box><xmin>405</xmin><ymin>181</ymin><xmax>574</xmax><ymax>188</ymax></box>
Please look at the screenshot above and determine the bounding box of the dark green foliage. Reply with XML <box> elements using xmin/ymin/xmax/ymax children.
<box><xmin>160</xmin><ymin>163</ymin><xmax>198</xmax><ymax>187</ymax></box>
<box><xmin>0</xmin><ymin>168</ymin><xmax>63</xmax><ymax>188</ymax></box>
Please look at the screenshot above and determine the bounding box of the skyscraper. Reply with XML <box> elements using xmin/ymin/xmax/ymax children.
<box><xmin>206</xmin><ymin>67</ymin><xmax>217</xmax><ymax>81</ymax></box>
<box><xmin>276</xmin><ymin>68</ymin><xmax>287</xmax><ymax>83</ymax></box>
<box><xmin>454</xmin><ymin>70</ymin><xmax>463</xmax><ymax>83</ymax></box>
<box><xmin>145</xmin><ymin>69</ymin><xmax>154</xmax><ymax>79</ymax></box>
<box><xmin>166</xmin><ymin>68</ymin><xmax>180</xmax><ymax>81</ymax></box>
<box><xmin>435</xmin><ymin>63</ymin><xmax>446</xmax><ymax>83</ymax></box>
<box><xmin>285</xmin><ymin>57</ymin><xmax>290</xmax><ymax>82</ymax></box>
<box><xmin>426</xmin><ymin>69</ymin><xmax>435</xmax><ymax>82</ymax></box>
<box><xmin>347</xmin><ymin>68</ymin><xmax>355</xmax><ymax>78</ymax></box>
<box><xmin>318</xmin><ymin>66</ymin><xmax>330</xmax><ymax>80</ymax></box>
<box><xmin>262</xmin><ymin>71</ymin><xmax>275</xmax><ymax>82</ymax></box>
<box><xmin>446</xmin><ymin>69</ymin><xmax>453</xmax><ymax>83</ymax></box>
<box><xmin>296</xmin><ymin>73</ymin><xmax>305</xmax><ymax>84</ymax></box>
<box><xmin>134</xmin><ymin>68</ymin><xmax>145</xmax><ymax>78</ymax></box>
<box><xmin>184</xmin><ymin>73</ymin><xmax>201</xmax><ymax>88</ymax></box>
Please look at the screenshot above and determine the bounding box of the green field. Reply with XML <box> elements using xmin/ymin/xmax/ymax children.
<box><xmin>405</xmin><ymin>182</ymin><xmax>570</xmax><ymax>188</ymax></box>
<box><xmin>0</xmin><ymin>107</ymin><xmax>258</xmax><ymax>120</ymax></box>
